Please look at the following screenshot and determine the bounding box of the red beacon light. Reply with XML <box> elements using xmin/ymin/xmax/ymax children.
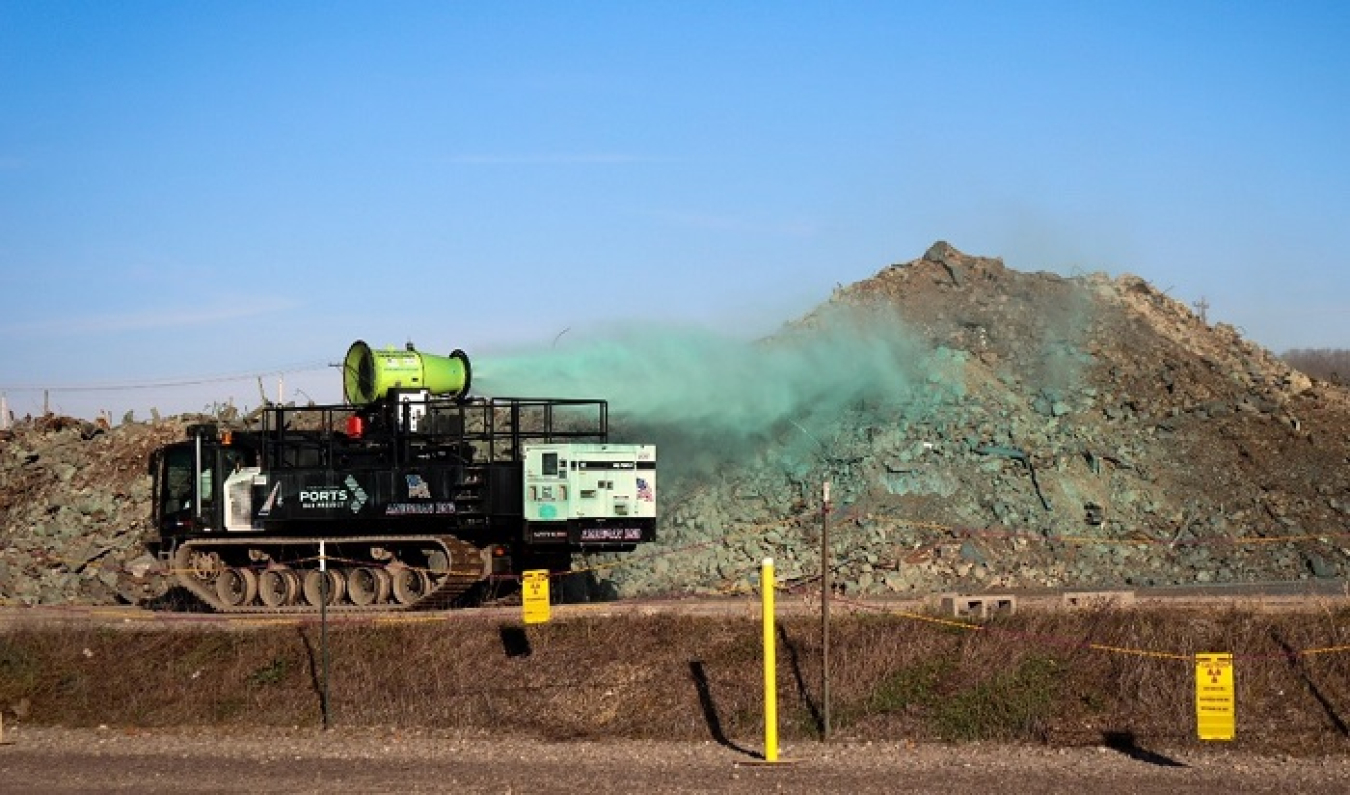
<box><xmin>345</xmin><ymin>414</ymin><xmax>365</xmax><ymax>439</ymax></box>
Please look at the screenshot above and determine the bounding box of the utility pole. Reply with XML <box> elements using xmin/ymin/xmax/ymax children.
<box><xmin>1193</xmin><ymin>296</ymin><xmax>1210</xmax><ymax>325</ymax></box>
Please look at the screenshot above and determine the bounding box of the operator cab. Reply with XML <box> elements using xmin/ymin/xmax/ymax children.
<box><xmin>150</xmin><ymin>424</ymin><xmax>256</xmax><ymax>535</ymax></box>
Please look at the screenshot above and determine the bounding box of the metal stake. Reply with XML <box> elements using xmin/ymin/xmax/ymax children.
<box><xmin>762</xmin><ymin>557</ymin><xmax>778</xmax><ymax>762</ymax></box>
<box><xmin>821</xmin><ymin>479</ymin><xmax>832</xmax><ymax>741</ymax></box>
<box><xmin>320</xmin><ymin>540</ymin><xmax>331</xmax><ymax>731</ymax></box>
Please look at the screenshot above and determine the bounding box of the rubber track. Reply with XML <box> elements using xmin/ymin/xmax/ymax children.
<box><xmin>172</xmin><ymin>535</ymin><xmax>487</xmax><ymax>615</ymax></box>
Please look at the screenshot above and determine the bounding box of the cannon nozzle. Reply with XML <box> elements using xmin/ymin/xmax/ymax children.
<box><xmin>343</xmin><ymin>340</ymin><xmax>472</xmax><ymax>405</ymax></box>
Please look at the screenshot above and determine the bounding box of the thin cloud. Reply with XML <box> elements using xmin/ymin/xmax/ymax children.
<box><xmin>646</xmin><ymin>210</ymin><xmax>820</xmax><ymax>237</ymax></box>
<box><xmin>440</xmin><ymin>153</ymin><xmax>662</xmax><ymax>165</ymax></box>
<box><xmin>1241</xmin><ymin>303</ymin><xmax>1350</xmax><ymax>320</ymax></box>
<box><xmin>0</xmin><ymin>296</ymin><xmax>300</xmax><ymax>336</ymax></box>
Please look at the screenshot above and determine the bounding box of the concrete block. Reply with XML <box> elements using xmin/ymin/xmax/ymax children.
<box><xmin>940</xmin><ymin>593</ymin><xmax>1018</xmax><ymax>618</ymax></box>
<box><xmin>1060</xmin><ymin>590</ymin><xmax>1136</xmax><ymax>609</ymax></box>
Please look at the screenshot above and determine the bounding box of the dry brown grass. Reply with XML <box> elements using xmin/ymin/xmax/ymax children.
<box><xmin>2</xmin><ymin>606</ymin><xmax>1349</xmax><ymax>754</ymax></box>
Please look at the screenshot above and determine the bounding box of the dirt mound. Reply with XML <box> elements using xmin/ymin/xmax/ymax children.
<box><xmin>603</xmin><ymin>243</ymin><xmax>1350</xmax><ymax>597</ymax></box>
<box><xmin>3</xmin><ymin>242</ymin><xmax>1348</xmax><ymax>605</ymax></box>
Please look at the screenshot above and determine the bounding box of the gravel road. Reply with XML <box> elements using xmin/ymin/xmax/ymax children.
<box><xmin>2</xmin><ymin>727</ymin><xmax>1349</xmax><ymax>794</ymax></box>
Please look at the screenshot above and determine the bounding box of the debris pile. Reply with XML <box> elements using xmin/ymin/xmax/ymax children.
<box><xmin>0</xmin><ymin>416</ymin><xmax>186</xmax><ymax>605</ymax></box>
<box><xmin>2</xmin><ymin>242</ymin><xmax>1348</xmax><ymax>606</ymax></box>
<box><xmin>603</xmin><ymin>243</ymin><xmax>1350</xmax><ymax>597</ymax></box>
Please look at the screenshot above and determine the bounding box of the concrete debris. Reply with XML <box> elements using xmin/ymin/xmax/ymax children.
<box><xmin>598</xmin><ymin>243</ymin><xmax>1350</xmax><ymax>598</ymax></box>
<box><xmin>2</xmin><ymin>243</ymin><xmax>1348</xmax><ymax>606</ymax></box>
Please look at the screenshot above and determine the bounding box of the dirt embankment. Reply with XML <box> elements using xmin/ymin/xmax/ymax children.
<box><xmin>5</xmin><ymin>607</ymin><xmax>1350</xmax><ymax>793</ymax></box>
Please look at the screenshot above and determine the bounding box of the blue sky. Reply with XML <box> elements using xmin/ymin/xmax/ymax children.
<box><xmin>2</xmin><ymin>1</ymin><xmax>1347</xmax><ymax>419</ymax></box>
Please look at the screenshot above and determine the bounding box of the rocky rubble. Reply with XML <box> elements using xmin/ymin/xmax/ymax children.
<box><xmin>600</xmin><ymin>243</ymin><xmax>1350</xmax><ymax>598</ymax></box>
<box><xmin>0</xmin><ymin>415</ymin><xmax>187</xmax><ymax>605</ymax></box>
<box><xmin>2</xmin><ymin>242</ymin><xmax>1349</xmax><ymax>606</ymax></box>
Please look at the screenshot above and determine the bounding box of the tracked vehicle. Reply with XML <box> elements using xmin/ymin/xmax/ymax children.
<box><xmin>148</xmin><ymin>341</ymin><xmax>656</xmax><ymax>612</ymax></box>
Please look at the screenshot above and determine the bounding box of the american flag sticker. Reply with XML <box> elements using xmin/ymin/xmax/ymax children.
<box><xmin>636</xmin><ymin>477</ymin><xmax>654</xmax><ymax>502</ymax></box>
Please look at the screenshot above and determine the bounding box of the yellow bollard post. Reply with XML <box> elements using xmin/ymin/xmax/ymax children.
<box><xmin>762</xmin><ymin>557</ymin><xmax>778</xmax><ymax>763</ymax></box>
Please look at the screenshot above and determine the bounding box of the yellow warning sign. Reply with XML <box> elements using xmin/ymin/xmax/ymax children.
<box><xmin>522</xmin><ymin>569</ymin><xmax>551</xmax><ymax>624</ymax></box>
<box><xmin>1195</xmin><ymin>652</ymin><xmax>1235</xmax><ymax>741</ymax></box>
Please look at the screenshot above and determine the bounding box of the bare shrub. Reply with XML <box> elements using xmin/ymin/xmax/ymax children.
<box><xmin>3</xmin><ymin>607</ymin><xmax>1350</xmax><ymax>754</ymax></box>
<box><xmin>1282</xmin><ymin>348</ymin><xmax>1350</xmax><ymax>384</ymax></box>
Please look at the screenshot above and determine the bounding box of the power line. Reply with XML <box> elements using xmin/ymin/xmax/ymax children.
<box><xmin>0</xmin><ymin>362</ymin><xmax>333</xmax><ymax>393</ymax></box>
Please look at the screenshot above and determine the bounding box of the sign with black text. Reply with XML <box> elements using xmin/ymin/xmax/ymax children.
<box><xmin>522</xmin><ymin>569</ymin><xmax>551</xmax><ymax>624</ymax></box>
<box><xmin>1196</xmin><ymin>652</ymin><xmax>1235</xmax><ymax>740</ymax></box>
